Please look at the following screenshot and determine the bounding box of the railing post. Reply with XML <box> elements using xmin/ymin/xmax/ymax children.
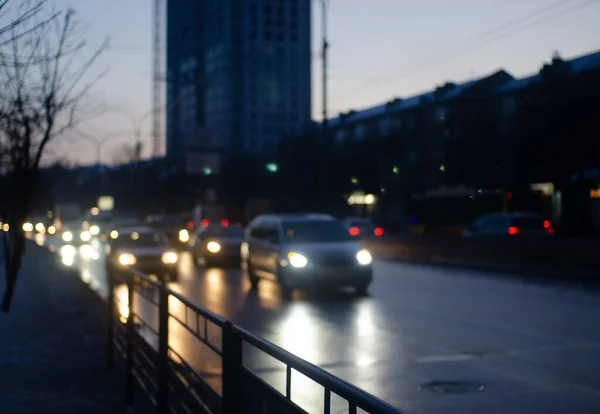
<box><xmin>106</xmin><ymin>269</ymin><xmax>114</xmax><ymax>368</ymax></box>
<box><xmin>156</xmin><ymin>282</ymin><xmax>170</xmax><ymax>414</ymax></box>
<box><xmin>222</xmin><ymin>321</ymin><xmax>243</xmax><ymax>414</ymax></box>
<box><xmin>124</xmin><ymin>271</ymin><xmax>135</xmax><ymax>406</ymax></box>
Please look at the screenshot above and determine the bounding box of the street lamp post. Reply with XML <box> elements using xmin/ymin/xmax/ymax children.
<box><xmin>72</xmin><ymin>129</ymin><xmax>137</xmax><ymax>164</ymax></box>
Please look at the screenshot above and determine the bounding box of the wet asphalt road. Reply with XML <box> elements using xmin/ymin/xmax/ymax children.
<box><xmin>35</xmin><ymin>233</ymin><xmax>600</xmax><ymax>414</ymax></box>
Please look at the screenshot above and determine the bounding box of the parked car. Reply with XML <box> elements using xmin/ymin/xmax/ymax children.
<box><xmin>242</xmin><ymin>214</ymin><xmax>373</xmax><ymax>298</ymax></box>
<box><xmin>463</xmin><ymin>212</ymin><xmax>554</xmax><ymax>237</ymax></box>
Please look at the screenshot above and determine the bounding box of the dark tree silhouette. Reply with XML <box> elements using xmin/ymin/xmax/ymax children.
<box><xmin>0</xmin><ymin>0</ymin><xmax>108</xmax><ymax>312</ymax></box>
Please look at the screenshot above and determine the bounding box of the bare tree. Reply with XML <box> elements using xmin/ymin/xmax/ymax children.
<box><xmin>0</xmin><ymin>0</ymin><xmax>108</xmax><ymax>312</ymax></box>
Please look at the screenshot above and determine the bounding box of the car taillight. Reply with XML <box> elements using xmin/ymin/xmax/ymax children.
<box><xmin>349</xmin><ymin>227</ymin><xmax>360</xmax><ymax>236</ymax></box>
<box><xmin>508</xmin><ymin>226</ymin><xmax>519</xmax><ymax>235</ymax></box>
<box><xmin>543</xmin><ymin>220</ymin><xmax>550</xmax><ymax>229</ymax></box>
<box><xmin>186</xmin><ymin>221</ymin><xmax>194</xmax><ymax>229</ymax></box>
<box><xmin>201</xmin><ymin>219</ymin><xmax>209</xmax><ymax>227</ymax></box>
<box><xmin>221</xmin><ymin>219</ymin><xmax>229</xmax><ymax>227</ymax></box>
<box><xmin>547</xmin><ymin>227</ymin><xmax>554</xmax><ymax>235</ymax></box>
<box><xmin>374</xmin><ymin>227</ymin><xmax>384</xmax><ymax>237</ymax></box>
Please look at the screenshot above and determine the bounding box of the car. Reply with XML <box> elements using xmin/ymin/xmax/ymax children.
<box><xmin>190</xmin><ymin>220</ymin><xmax>244</xmax><ymax>267</ymax></box>
<box><xmin>463</xmin><ymin>212</ymin><xmax>554</xmax><ymax>237</ymax></box>
<box><xmin>106</xmin><ymin>226</ymin><xmax>179</xmax><ymax>282</ymax></box>
<box><xmin>242</xmin><ymin>214</ymin><xmax>373</xmax><ymax>298</ymax></box>
<box><xmin>146</xmin><ymin>215</ymin><xmax>188</xmax><ymax>250</ymax></box>
<box><xmin>59</xmin><ymin>221</ymin><xmax>85</xmax><ymax>245</ymax></box>
<box><xmin>342</xmin><ymin>216</ymin><xmax>384</xmax><ymax>238</ymax></box>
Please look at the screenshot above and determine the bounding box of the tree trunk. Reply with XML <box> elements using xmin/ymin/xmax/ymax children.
<box><xmin>1</xmin><ymin>219</ymin><xmax>27</xmax><ymax>312</ymax></box>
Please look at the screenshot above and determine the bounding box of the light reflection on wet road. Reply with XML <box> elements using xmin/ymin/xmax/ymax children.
<box><xmin>41</xmin><ymin>233</ymin><xmax>600</xmax><ymax>414</ymax></box>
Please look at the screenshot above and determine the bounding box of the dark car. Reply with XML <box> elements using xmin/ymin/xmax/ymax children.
<box><xmin>146</xmin><ymin>215</ymin><xmax>188</xmax><ymax>250</ymax></box>
<box><xmin>463</xmin><ymin>212</ymin><xmax>554</xmax><ymax>237</ymax></box>
<box><xmin>189</xmin><ymin>221</ymin><xmax>244</xmax><ymax>267</ymax></box>
<box><xmin>107</xmin><ymin>226</ymin><xmax>179</xmax><ymax>282</ymax></box>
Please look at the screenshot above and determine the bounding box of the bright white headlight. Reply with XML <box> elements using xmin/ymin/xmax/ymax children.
<box><xmin>288</xmin><ymin>252</ymin><xmax>308</xmax><ymax>268</ymax></box>
<box><xmin>118</xmin><ymin>253</ymin><xmax>136</xmax><ymax>266</ymax></box>
<box><xmin>178</xmin><ymin>229</ymin><xmax>190</xmax><ymax>243</ymax></box>
<box><xmin>162</xmin><ymin>251</ymin><xmax>178</xmax><ymax>264</ymax></box>
<box><xmin>62</xmin><ymin>231</ymin><xmax>73</xmax><ymax>242</ymax></box>
<box><xmin>80</xmin><ymin>231</ymin><xmax>91</xmax><ymax>242</ymax></box>
<box><xmin>206</xmin><ymin>241</ymin><xmax>221</xmax><ymax>253</ymax></box>
<box><xmin>356</xmin><ymin>249</ymin><xmax>372</xmax><ymax>265</ymax></box>
<box><xmin>89</xmin><ymin>225</ymin><xmax>100</xmax><ymax>235</ymax></box>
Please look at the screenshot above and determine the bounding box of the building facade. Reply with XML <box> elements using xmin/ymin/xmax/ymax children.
<box><xmin>166</xmin><ymin>0</ymin><xmax>312</xmax><ymax>173</ymax></box>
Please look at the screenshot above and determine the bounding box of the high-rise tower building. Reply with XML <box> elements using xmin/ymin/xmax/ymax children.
<box><xmin>166</xmin><ymin>0</ymin><xmax>312</xmax><ymax>173</ymax></box>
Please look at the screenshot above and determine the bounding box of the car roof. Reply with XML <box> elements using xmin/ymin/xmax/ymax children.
<box><xmin>117</xmin><ymin>226</ymin><xmax>163</xmax><ymax>234</ymax></box>
<box><xmin>255</xmin><ymin>213</ymin><xmax>336</xmax><ymax>223</ymax></box>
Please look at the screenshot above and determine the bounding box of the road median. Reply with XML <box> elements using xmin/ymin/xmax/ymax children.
<box><xmin>365</xmin><ymin>235</ymin><xmax>600</xmax><ymax>281</ymax></box>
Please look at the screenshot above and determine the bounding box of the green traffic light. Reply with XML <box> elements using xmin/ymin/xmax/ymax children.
<box><xmin>265</xmin><ymin>162</ymin><xmax>279</xmax><ymax>173</ymax></box>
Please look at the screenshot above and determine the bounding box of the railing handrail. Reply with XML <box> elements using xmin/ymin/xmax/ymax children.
<box><xmin>233</xmin><ymin>325</ymin><xmax>404</xmax><ymax>414</ymax></box>
<box><xmin>130</xmin><ymin>269</ymin><xmax>228</xmax><ymax>326</ymax></box>
<box><xmin>117</xmin><ymin>268</ymin><xmax>405</xmax><ymax>413</ymax></box>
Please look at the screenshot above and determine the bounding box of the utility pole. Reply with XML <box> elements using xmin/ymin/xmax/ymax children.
<box><xmin>319</xmin><ymin>0</ymin><xmax>330</xmax><ymax>205</ymax></box>
<box><xmin>152</xmin><ymin>0</ymin><xmax>164</xmax><ymax>158</ymax></box>
<box><xmin>321</xmin><ymin>0</ymin><xmax>329</xmax><ymax>128</ymax></box>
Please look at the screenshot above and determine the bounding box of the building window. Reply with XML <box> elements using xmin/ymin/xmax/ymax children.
<box><xmin>354</xmin><ymin>124</ymin><xmax>368</xmax><ymax>140</ymax></box>
<box><xmin>335</xmin><ymin>129</ymin><xmax>348</xmax><ymax>142</ymax></box>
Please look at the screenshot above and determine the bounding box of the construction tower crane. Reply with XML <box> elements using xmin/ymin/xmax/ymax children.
<box><xmin>152</xmin><ymin>0</ymin><xmax>164</xmax><ymax>158</ymax></box>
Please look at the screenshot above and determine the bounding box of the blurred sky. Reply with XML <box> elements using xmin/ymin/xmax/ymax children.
<box><xmin>46</xmin><ymin>0</ymin><xmax>600</xmax><ymax>165</ymax></box>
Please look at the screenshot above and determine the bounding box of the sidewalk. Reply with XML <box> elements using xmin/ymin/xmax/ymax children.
<box><xmin>0</xmin><ymin>244</ymin><xmax>124</xmax><ymax>413</ymax></box>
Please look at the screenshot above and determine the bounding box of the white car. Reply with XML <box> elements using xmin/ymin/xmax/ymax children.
<box><xmin>242</xmin><ymin>214</ymin><xmax>373</xmax><ymax>298</ymax></box>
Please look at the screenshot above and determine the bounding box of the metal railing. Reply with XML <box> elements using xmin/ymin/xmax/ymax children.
<box><xmin>107</xmin><ymin>269</ymin><xmax>405</xmax><ymax>414</ymax></box>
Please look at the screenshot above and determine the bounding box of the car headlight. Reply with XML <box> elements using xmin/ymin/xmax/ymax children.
<box><xmin>288</xmin><ymin>252</ymin><xmax>308</xmax><ymax>268</ymax></box>
<box><xmin>356</xmin><ymin>249</ymin><xmax>372</xmax><ymax>265</ymax></box>
<box><xmin>89</xmin><ymin>225</ymin><xmax>100</xmax><ymax>235</ymax></box>
<box><xmin>62</xmin><ymin>231</ymin><xmax>73</xmax><ymax>242</ymax></box>
<box><xmin>80</xmin><ymin>231</ymin><xmax>91</xmax><ymax>242</ymax></box>
<box><xmin>22</xmin><ymin>222</ymin><xmax>34</xmax><ymax>232</ymax></box>
<box><xmin>110</xmin><ymin>230</ymin><xmax>119</xmax><ymax>239</ymax></box>
<box><xmin>35</xmin><ymin>222</ymin><xmax>45</xmax><ymax>232</ymax></box>
<box><xmin>178</xmin><ymin>229</ymin><xmax>190</xmax><ymax>243</ymax></box>
<box><xmin>162</xmin><ymin>251</ymin><xmax>178</xmax><ymax>264</ymax></box>
<box><xmin>118</xmin><ymin>253</ymin><xmax>136</xmax><ymax>266</ymax></box>
<box><xmin>206</xmin><ymin>241</ymin><xmax>221</xmax><ymax>253</ymax></box>
<box><xmin>47</xmin><ymin>225</ymin><xmax>56</xmax><ymax>235</ymax></box>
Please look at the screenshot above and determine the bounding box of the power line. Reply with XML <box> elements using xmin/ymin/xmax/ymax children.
<box><xmin>335</xmin><ymin>0</ymin><xmax>598</xmax><ymax>103</ymax></box>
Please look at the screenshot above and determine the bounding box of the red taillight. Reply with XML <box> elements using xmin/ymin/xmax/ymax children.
<box><xmin>201</xmin><ymin>219</ymin><xmax>209</xmax><ymax>227</ymax></box>
<box><xmin>547</xmin><ymin>227</ymin><xmax>554</xmax><ymax>235</ymax></box>
<box><xmin>508</xmin><ymin>226</ymin><xmax>519</xmax><ymax>235</ymax></box>
<box><xmin>186</xmin><ymin>221</ymin><xmax>194</xmax><ymax>229</ymax></box>
<box><xmin>221</xmin><ymin>219</ymin><xmax>229</xmax><ymax>227</ymax></box>
<box><xmin>349</xmin><ymin>227</ymin><xmax>360</xmax><ymax>236</ymax></box>
<box><xmin>374</xmin><ymin>227</ymin><xmax>384</xmax><ymax>237</ymax></box>
<box><xmin>543</xmin><ymin>220</ymin><xmax>550</xmax><ymax>229</ymax></box>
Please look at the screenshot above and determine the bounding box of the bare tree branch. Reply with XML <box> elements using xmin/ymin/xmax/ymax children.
<box><xmin>0</xmin><ymin>0</ymin><xmax>108</xmax><ymax>312</ymax></box>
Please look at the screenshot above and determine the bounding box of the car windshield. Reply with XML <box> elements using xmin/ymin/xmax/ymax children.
<box><xmin>113</xmin><ymin>231</ymin><xmax>166</xmax><ymax>248</ymax></box>
<box><xmin>147</xmin><ymin>216</ymin><xmax>181</xmax><ymax>227</ymax></box>
<box><xmin>513</xmin><ymin>216</ymin><xmax>544</xmax><ymax>229</ymax></box>
<box><xmin>283</xmin><ymin>221</ymin><xmax>353</xmax><ymax>243</ymax></box>
<box><xmin>201</xmin><ymin>225</ymin><xmax>244</xmax><ymax>238</ymax></box>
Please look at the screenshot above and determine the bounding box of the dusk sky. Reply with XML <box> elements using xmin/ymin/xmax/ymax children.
<box><xmin>48</xmin><ymin>0</ymin><xmax>600</xmax><ymax>165</ymax></box>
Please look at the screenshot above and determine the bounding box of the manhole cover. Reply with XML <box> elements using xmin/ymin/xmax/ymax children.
<box><xmin>418</xmin><ymin>381</ymin><xmax>485</xmax><ymax>394</ymax></box>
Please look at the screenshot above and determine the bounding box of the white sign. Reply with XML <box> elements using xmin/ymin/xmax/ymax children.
<box><xmin>98</xmin><ymin>196</ymin><xmax>114</xmax><ymax>211</ymax></box>
<box><xmin>347</xmin><ymin>194</ymin><xmax>376</xmax><ymax>205</ymax></box>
